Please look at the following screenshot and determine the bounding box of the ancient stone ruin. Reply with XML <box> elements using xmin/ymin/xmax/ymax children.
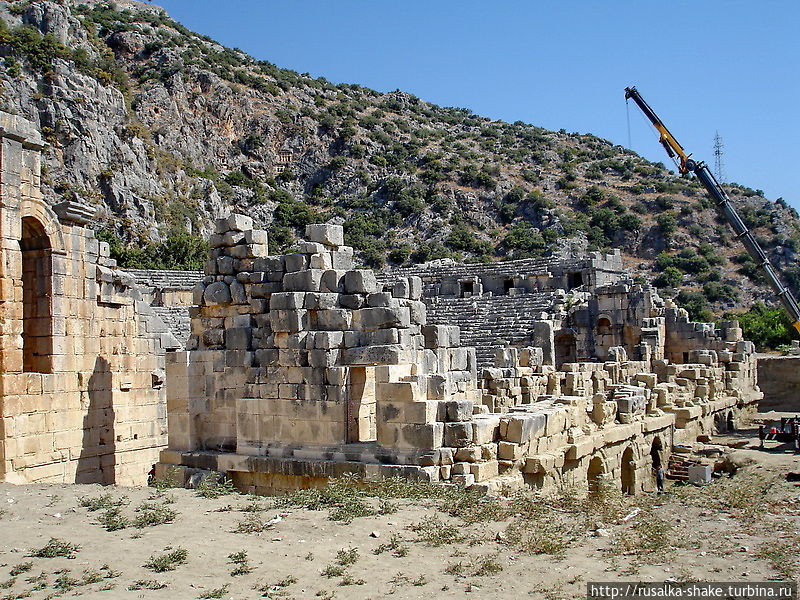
<box><xmin>155</xmin><ymin>217</ymin><xmax>760</xmax><ymax>494</ymax></box>
<box><xmin>0</xmin><ymin>113</ymin><xmax>178</xmax><ymax>485</ymax></box>
<box><xmin>0</xmin><ymin>112</ymin><xmax>762</xmax><ymax>495</ymax></box>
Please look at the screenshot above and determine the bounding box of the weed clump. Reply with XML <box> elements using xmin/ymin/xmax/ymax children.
<box><xmin>78</xmin><ymin>493</ymin><xmax>128</xmax><ymax>512</ymax></box>
<box><xmin>9</xmin><ymin>562</ymin><xmax>33</xmax><ymax>576</ymax></box>
<box><xmin>228</xmin><ymin>550</ymin><xmax>253</xmax><ymax>576</ymax></box>
<box><xmin>408</xmin><ymin>516</ymin><xmax>469</xmax><ymax>547</ymax></box>
<box><xmin>614</xmin><ymin>510</ymin><xmax>671</xmax><ymax>557</ymax></box>
<box><xmin>445</xmin><ymin>553</ymin><xmax>504</xmax><ymax>577</ymax></box>
<box><xmin>133</xmin><ymin>501</ymin><xmax>177</xmax><ymax>528</ymax></box>
<box><xmin>143</xmin><ymin>548</ymin><xmax>188</xmax><ymax>572</ymax></box>
<box><xmin>335</xmin><ymin>547</ymin><xmax>359</xmax><ymax>566</ymax></box>
<box><xmin>195</xmin><ymin>473</ymin><xmax>237</xmax><ymax>499</ymax></box>
<box><xmin>129</xmin><ymin>579</ymin><xmax>168</xmax><ymax>590</ymax></box>
<box><xmin>374</xmin><ymin>533</ymin><xmax>410</xmax><ymax>557</ymax></box>
<box><xmin>30</xmin><ymin>538</ymin><xmax>80</xmax><ymax>558</ymax></box>
<box><xmin>98</xmin><ymin>506</ymin><xmax>129</xmax><ymax>531</ymax></box>
<box><xmin>233</xmin><ymin>513</ymin><xmax>275</xmax><ymax>534</ymax></box>
<box><xmin>199</xmin><ymin>584</ymin><xmax>230</xmax><ymax>599</ymax></box>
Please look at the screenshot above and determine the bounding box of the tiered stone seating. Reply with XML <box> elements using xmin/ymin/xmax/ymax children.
<box><xmin>425</xmin><ymin>292</ymin><xmax>557</xmax><ymax>369</ymax></box>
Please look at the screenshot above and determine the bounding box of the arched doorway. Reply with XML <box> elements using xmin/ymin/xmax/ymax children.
<box><xmin>726</xmin><ymin>412</ymin><xmax>736</xmax><ymax>432</ymax></box>
<box><xmin>554</xmin><ymin>333</ymin><xmax>577</xmax><ymax>367</ymax></box>
<box><xmin>650</xmin><ymin>437</ymin><xmax>663</xmax><ymax>491</ymax></box>
<box><xmin>621</xmin><ymin>446</ymin><xmax>635</xmax><ymax>495</ymax></box>
<box><xmin>650</xmin><ymin>437</ymin><xmax>663</xmax><ymax>469</ymax></box>
<box><xmin>587</xmin><ymin>456</ymin><xmax>605</xmax><ymax>494</ymax></box>
<box><xmin>20</xmin><ymin>216</ymin><xmax>53</xmax><ymax>373</ymax></box>
<box><xmin>596</xmin><ymin>317</ymin><xmax>612</xmax><ymax>335</ymax></box>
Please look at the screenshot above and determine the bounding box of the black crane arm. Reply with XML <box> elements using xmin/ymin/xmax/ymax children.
<box><xmin>624</xmin><ymin>86</ymin><xmax>800</xmax><ymax>335</ymax></box>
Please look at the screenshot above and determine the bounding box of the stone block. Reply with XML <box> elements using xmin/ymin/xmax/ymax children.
<box><xmin>451</xmin><ymin>473</ymin><xmax>475</xmax><ymax>487</ymax></box>
<box><xmin>376</xmin><ymin>380</ymin><xmax>423</xmax><ymax>403</ymax></box>
<box><xmin>445</xmin><ymin>400</ymin><xmax>473</xmax><ymax>422</ymax></box>
<box><xmin>345</xmin><ymin>344</ymin><xmax>406</xmax><ymax>365</ymax></box>
<box><xmin>338</xmin><ymin>294</ymin><xmax>364</xmax><ymax>309</ymax></box>
<box><xmin>284</xmin><ymin>253</ymin><xmax>308</xmax><ymax>272</ymax></box>
<box><xmin>305</xmin><ymin>223</ymin><xmax>344</xmax><ymax>247</ymax></box>
<box><xmin>192</xmin><ymin>282</ymin><xmax>205</xmax><ymax>305</ymax></box>
<box><xmin>454</xmin><ymin>447</ymin><xmax>480</xmax><ymax>462</ymax></box>
<box><xmin>498</xmin><ymin>441</ymin><xmax>526</xmax><ymax>460</ymax></box>
<box><xmin>245</xmin><ymin>229</ymin><xmax>268</xmax><ymax>245</ymax></box>
<box><xmin>203</xmin><ymin>281</ymin><xmax>231</xmax><ymax>306</ymax></box>
<box><xmin>270</xmin><ymin>292</ymin><xmax>306</xmax><ymax>310</ymax></box>
<box><xmin>254</xmin><ymin>255</ymin><xmax>285</xmax><ymax>272</ymax></box>
<box><xmin>439</xmin><ymin>448</ymin><xmax>454</xmax><ymax>465</ymax></box>
<box><xmin>270</xmin><ymin>309</ymin><xmax>309</xmax><ymax>332</ymax></box>
<box><xmin>367</xmin><ymin>292</ymin><xmax>393</xmax><ymax>307</ymax></box>
<box><xmin>217</xmin><ymin>256</ymin><xmax>235</xmax><ymax>274</ymax></box>
<box><xmin>230</xmin><ymin>280</ymin><xmax>247</xmax><ymax>304</ymax></box>
<box><xmin>309</xmin><ymin>252</ymin><xmax>333</xmax><ymax>270</ymax></box>
<box><xmin>472</xmin><ymin>416</ymin><xmax>500</xmax><ymax>444</ymax></box>
<box><xmin>283</xmin><ymin>269</ymin><xmax>325</xmax><ymax>292</ymax></box>
<box><xmin>469</xmin><ymin>460</ymin><xmax>498</xmax><ymax>482</ymax></box>
<box><xmin>408</xmin><ymin>276</ymin><xmax>423</xmax><ymax>300</ymax></box>
<box><xmin>392</xmin><ymin>278</ymin><xmax>410</xmax><ymax>299</ymax></box>
<box><xmin>313</xmin><ymin>309</ymin><xmax>352</xmax><ymax>331</ymax></box>
<box><xmin>304</xmin><ymin>292</ymin><xmax>338</xmax><ymax>310</ymax></box>
<box><xmin>322</xmin><ymin>270</ymin><xmax>346</xmax><ymax>293</ymax></box>
<box><xmin>216</xmin><ymin>213</ymin><xmax>252</xmax><ymax>233</ymax></box>
<box><xmin>443</xmin><ymin>422</ymin><xmax>472</xmax><ymax>447</ymax></box>
<box><xmin>353</xmin><ymin>307</ymin><xmax>410</xmax><ymax>330</ymax></box>
<box><xmin>344</xmin><ymin>270</ymin><xmax>378</xmax><ymax>294</ymax></box>
<box><xmin>300</xmin><ymin>241</ymin><xmax>327</xmax><ymax>254</ymax></box>
<box><xmin>331</xmin><ymin>247</ymin><xmax>354</xmax><ymax>270</ymax></box>
<box><xmin>502</xmin><ymin>413</ymin><xmax>546</xmax><ymax>444</ymax></box>
<box><xmin>225</xmin><ymin>327</ymin><xmax>251</xmax><ymax>350</ymax></box>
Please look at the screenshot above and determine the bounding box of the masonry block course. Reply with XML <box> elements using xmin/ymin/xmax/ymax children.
<box><xmin>0</xmin><ymin>112</ymin><xmax>178</xmax><ymax>485</ymax></box>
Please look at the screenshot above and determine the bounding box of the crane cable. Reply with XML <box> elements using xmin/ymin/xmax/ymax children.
<box><xmin>626</xmin><ymin>97</ymin><xmax>632</xmax><ymax>150</ymax></box>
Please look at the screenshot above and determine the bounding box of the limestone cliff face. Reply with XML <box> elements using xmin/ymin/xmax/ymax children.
<box><xmin>1</xmin><ymin>0</ymin><xmax>798</xmax><ymax>313</ymax></box>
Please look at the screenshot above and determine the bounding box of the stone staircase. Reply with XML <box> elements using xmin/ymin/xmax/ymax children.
<box><xmin>153</xmin><ymin>306</ymin><xmax>191</xmax><ymax>348</ymax></box>
<box><xmin>128</xmin><ymin>269</ymin><xmax>203</xmax><ymax>290</ymax></box>
<box><xmin>424</xmin><ymin>292</ymin><xmax>557</xmax><ymax>370</ymax></box>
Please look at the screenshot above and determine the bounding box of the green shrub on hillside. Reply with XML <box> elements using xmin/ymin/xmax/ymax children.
<box><xmin>653</xmin><ymin>266</ymin><xmax>682</xmax><ymax>289</ymax></box>
<box><xmin>97</xmin><ymin>228</ymin><xmax>207</xmax><ymax>270</ymax></box>
<box><xmin>675</xmin><ymin>290</ymin><xmax>713</xmax><ymax>323</ymax></box>
<box><xmin>502</xmin><ymin>222</ymin><xmax>547</xmax><ymax>259</ymax></box>
<box><xmin>445</xmin><ymin>224</ymin><xmax>492</xmax><ymax>258</ymax></box>
<box><xmin>725</xmin><ymin>303</ymin><xmax>797</xmax><ymax>350</ymax></box>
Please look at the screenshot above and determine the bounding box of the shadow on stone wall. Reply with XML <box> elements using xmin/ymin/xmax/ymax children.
<box><xmin>76</xmin><ymin>356</ymin><xmax>115</xmax><ymax>484</ymax></box>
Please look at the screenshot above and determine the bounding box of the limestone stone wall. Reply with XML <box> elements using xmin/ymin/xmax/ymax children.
<box><xmin>756</xmin><ymin>355</ymin><xmax>800</xmax><ymax>411</ymax></box>
<box><xmin>159</xmin><ymin>216</ymin><xmax>762</xmax><ymax>496</ymax></box>
<box><xmin>0</xmin><ymin>112</ymin><xmax>177</xmax><ymax>485</ymax></box>
<box><xmin>159</xmin><ymin>217</ymin><xmax>482</xmax><ymax>486</ymax></box>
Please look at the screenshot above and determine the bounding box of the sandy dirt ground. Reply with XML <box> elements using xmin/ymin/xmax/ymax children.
<box><xmin>1</xmin><ymin>414</ymin><xmax>799</xmax><ymax>600</ymax></box>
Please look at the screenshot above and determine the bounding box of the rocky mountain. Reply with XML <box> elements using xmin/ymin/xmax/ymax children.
<box><xmin>2</xmin><ymin>0</ymin><xmax>799</xmax><ymax>320</ymax></box>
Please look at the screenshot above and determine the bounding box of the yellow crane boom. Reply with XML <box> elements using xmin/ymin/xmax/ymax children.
<box><xmin>624</xmin><ymin>86</ymin><xmax>800</xmax><ymax>335</ymax></box>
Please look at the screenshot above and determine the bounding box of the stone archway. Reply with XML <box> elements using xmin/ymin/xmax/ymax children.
<box><xmin>554</xmin><ymin>333</ymin><xmax>577</xmax><ymax>367</ymax></box>
<box><xmin>650</xmin><ymin>436</ymin><xmax>664</xmax><ymax>491</ymax></box>
<box><xmin>20</xmin><ymin>216</ymin><xmax>53</xmax><ymax>373</ymax></box>
<box><xmin>621</xmin><ymin>446</ymin><xmax>635</xmax><ymax>495</ymax></box>
<box><xmin>587</xmin><ymin>456</ymin><xmax>605</xmax><ymax>494</ymax></box>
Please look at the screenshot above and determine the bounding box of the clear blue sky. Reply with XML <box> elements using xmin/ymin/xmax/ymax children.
<box><xmin>155</xmin><ymin>1</ymin><xmax>800</xmax><ymax>209</ymax></box>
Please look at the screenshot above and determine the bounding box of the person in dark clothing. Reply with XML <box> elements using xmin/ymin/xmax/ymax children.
<box><xmin>759</xmin><ymin>425</ymin><xmax>765</xmax><ymax>449</ymax></box>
